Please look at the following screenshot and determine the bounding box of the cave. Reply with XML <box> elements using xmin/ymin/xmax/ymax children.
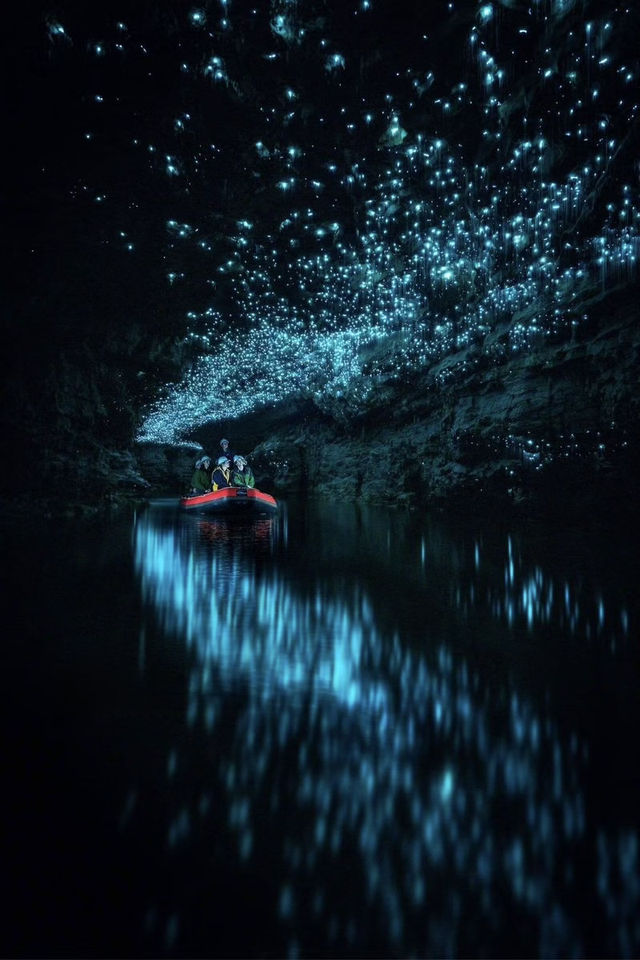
<box><xmin>2</xmin><ymin>0</ymin><xmax>638</xmax><ymax>517</ymax></box>
<box><xmin>2</xmin><ymin>1</ymin><xmax>639</xmax><ymax>956</ymax></box>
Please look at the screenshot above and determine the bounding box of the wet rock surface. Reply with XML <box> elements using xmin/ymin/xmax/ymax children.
<box><xmin>236</xmin><ymin>288</ymin><xmax>640</xmax><ymax>520</ymax></box>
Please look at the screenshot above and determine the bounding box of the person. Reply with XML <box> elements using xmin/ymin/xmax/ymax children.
<box><xmin>190</xmin><ymin>456</ymin><xmax>212</xmax><ymax>494</ymax></box>
<box><xmin>231</xmin><ymin>455</ymin><xmax>255</xmax><ymax>488</ymax></box>
<box><xmin>212</xmin><ymin>456</ymin><xmax>232</xmax><ymax>491</ymax></box>
<box><xmin>219</xmin><ymin>437</ymin><xmax>236</xmax><ymax>463</ymax></box>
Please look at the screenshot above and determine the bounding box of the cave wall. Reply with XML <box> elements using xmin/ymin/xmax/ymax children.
<box><xmin>3</xmin><ymin>270</ymin><xmax>636</xmax><ymax>515</ymax></box>
<box><xmin>248</xmin><ymin>288</ymin><xmax>639</xmax><ymax>517</ymax></box>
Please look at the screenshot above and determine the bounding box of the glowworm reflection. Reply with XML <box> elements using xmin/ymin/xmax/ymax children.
<box><xmin>136</xmin><ymin>514</ymin><xmax>388</xmax><ymax>711</ymax></box>
<box><xmin>452</xmin><ymin>533</ymin><xmax>633</xmax><ymax>643</ymax></box>
<box><xmin>134</xmin><ymin>512</ymin><xmax>639</xmax><ymax>957</ymax></box>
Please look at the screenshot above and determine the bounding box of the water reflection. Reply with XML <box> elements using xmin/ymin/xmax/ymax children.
<box><xmin>133</xmin><ymin>507</ymin><xmax>639</xmax><ymax>957</ymax></box>
<box><xmin>451</xmin><ymin>533</ymin><xmax>632</xmax><ymax>645</ymax></box>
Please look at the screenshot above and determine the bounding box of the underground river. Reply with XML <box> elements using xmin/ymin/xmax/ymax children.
<box><xmin>3</xmin><ymin>499</ymin><xmax>639</xmax><ymax>957</ymax></box>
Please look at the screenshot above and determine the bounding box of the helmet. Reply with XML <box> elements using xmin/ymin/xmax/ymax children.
<box><xmin>233</xmin><ymin>455</ymin><xmax>246</xmax><ymax>465</ymax></box>
<box><xmin>220</xmin><ymin>438</ymin><xmax>229</xmax><ymax>445</ymax></box>
<box><xmin>217</xmin><ymin>456</ymin><xmax>230</xmax><ymax>466</ymax></box>
<box><xmin>201</xmin><ymin>456</ymin><xmax>211</xmax><ymax>466</ymax></box>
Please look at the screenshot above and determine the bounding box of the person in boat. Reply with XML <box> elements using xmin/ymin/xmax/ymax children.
<box><xmin>212</xmin><ymin>456</ymin><xmax>232</xmax><ymax>491</ymax></box>
<box><xmin>231</xmin><ymin>455</ymin><xmax>255</xmax><ymax>488</ymax></box>
<box><xmin>190</xmin><ymin>456</ymin><xmax>213</xmax><ymax>495</ymax></box>
<box><xmin>219</xmin><ymin>437</ymin><xmax>236</xmax><ymax>464</ymax></box>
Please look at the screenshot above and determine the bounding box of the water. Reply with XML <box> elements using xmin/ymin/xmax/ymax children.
<box><xmin>3</xmin><ymin>500</ymin><xmax>639</xmax><ymax>957</ymax></box>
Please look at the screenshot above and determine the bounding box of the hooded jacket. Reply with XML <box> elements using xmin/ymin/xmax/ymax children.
<box><xmin>231</xmin><ymin>465</ymin><xmax>255</xmax><ymax>488</ymax></box>
<box><xmin>212</xmin><ymin>465</ymin><xmax>231</xmax><ymax>491</ymax></box>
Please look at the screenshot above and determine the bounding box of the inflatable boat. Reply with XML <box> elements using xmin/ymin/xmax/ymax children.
<box><xmin>179</xmin><ymin>487</ymin><xmax>278</xmax><ymax>515</ymax></box>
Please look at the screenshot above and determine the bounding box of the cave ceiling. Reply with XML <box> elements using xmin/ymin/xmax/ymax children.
<box><xmin>5</xmin><ymin>0</ymin><xmax>639</xmax><ymax>446</ymax></box>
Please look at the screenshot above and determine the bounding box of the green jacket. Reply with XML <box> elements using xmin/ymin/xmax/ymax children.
<box><xmin>232</xmin><ymin>466</ymin><xmax>255</xmax><ymax>487</ymax></box>
<box><xmin>190</xmin><ymin>467</ymin><xmax>212</xmax><ymax>493</ymax></box>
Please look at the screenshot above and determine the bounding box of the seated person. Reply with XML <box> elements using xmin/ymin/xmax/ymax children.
<box><xmin>231</xmin><ymin>455</ymin><xmax>255</xmax><ymax>488</ymax></box>
<box><xmin>212</xmin><ymin>456</ymin><xmax>232</xmax><ymax>491</ymax></box>
<box><xmin>190</xmin><ymin>456</ymin><xmax>212</xmax><ymax>494</ymax></box>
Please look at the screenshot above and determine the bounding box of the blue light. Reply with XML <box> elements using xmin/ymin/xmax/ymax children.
<box><xmin>325</xmin><ymin>53</ymin><xmax>346</xmax><ymax>72</ymax></box>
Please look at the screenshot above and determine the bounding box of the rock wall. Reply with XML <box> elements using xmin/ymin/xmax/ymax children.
<box><xmin>248</xmin><ymin>289</ymin><xmax>639</xmax><ymax>519</ymax></box>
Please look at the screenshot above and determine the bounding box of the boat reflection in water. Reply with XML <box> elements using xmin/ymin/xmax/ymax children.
<box><xmin>133</xmin><ymin>506</ymin><xmax>639</xmax><ymax>957</ymax></box>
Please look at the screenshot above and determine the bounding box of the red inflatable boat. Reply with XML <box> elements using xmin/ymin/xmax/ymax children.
<box><xmin>179</xmin><ymin>487</ymin><xmax>278</xmax><ymax>515</ymax></box>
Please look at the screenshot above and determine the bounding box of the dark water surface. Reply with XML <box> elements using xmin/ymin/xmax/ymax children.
<box><xmin>3</xmin><ymin>499</ymin><xmax>639</xmax><ymax>957</ymax></box>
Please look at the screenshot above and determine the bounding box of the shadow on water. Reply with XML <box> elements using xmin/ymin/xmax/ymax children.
<box><xmin>2</xmin><ymin>500</ymin><xmax>639</xmax><ymax>957</ymax></box>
